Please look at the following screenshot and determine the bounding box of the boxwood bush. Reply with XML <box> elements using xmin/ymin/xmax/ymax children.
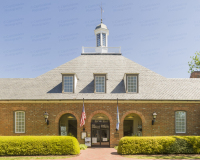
<box><xmin>79</xmin><ymin>144</ymin><xmax>87</xmax><ymax>150</ymax></box>
<box><xmin>0</xmin><ymin>136</ymin><xmax>80</xmax><ymax>156</ymax></box>
<box><xmin>118</xmin><ymin>136</ymin><xmax>200</xmax><ymax>155</ymax></box>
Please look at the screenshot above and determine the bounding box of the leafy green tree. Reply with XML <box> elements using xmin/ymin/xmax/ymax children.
<box><xmin>188</xmin><ymin>51</ymin><xmax>200</xmax><ymax>73</ymax></box>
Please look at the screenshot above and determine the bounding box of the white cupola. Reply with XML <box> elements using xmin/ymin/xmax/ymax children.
<box><xmin>82</xmin><ymin>7</ymin><xmax>121</xmax><ymax>55</ymax></box>
<box><xmin>94</xmin><ymin>21</ymin><xmax>109</xmax><ymax>47</ymax></box>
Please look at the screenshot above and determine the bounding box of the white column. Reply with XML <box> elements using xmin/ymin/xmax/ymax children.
<box><xmin>82</xmin><ymin>46</ymin><xmax>84</xmax><ymax>53</ymax></box>
<box><xmin>100</xmin><ymin>31</ymin><xmax>103</xmax><ymax>47</ymax></box>
<box><xmin>96</xmin><ymin>34</ymin><xmax>97</xmax><ymax>47</ymax></box>
<box><xmin>106</xmin><ymin>34</ymin><xmax>108</xmax><ymax>47</ymax></box>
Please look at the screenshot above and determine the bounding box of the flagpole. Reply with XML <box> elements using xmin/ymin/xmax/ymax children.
<box><xmin>83</xmin><ymin>98</ymin><xmax>85</xmax><ymax>131</ymax></box>
<box><xmin>116</xmin><ymin>98</ymin><xmax>118</xmax><ymax>131</ymax></box>
<box><xmin>116</xmin><ymin>98</ymin><xmax>120</xmax><ymax>131</ymax></box>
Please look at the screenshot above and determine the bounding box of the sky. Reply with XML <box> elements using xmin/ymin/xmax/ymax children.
<box><xmin>0</xmin><ymin>0</ymin><xmax>200</xmax><ymax>78</ymax></box>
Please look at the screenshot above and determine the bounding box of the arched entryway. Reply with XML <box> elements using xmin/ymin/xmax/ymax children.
<box><xmin>59</xmin><ymin>113</ymin><xmax>77</xmax><ymax>138</ymax></box>
<box><xmin>123</xmin><ymin>113</ymin><xmax>142</xmax><ymax>136</ymax></box>
<box><xmin>91</xmin><ymin>113</ymin><xmax>110</xmax><ymax>147</ymax></box>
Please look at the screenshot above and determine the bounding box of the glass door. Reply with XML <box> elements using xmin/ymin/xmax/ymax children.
<box><xmin>100</xmin><ymin>123</ymin><xmax>109</xmax><ymax>146</ymax></box>
<box><xmin>91</xmin><ymin>120</ymin><xmax>110</xmax><ymax>147</ymax></box>
<box><xmin>91</xmin><ymin>123</ymin><xmax>101</xmax><ymax>146</ymax></box>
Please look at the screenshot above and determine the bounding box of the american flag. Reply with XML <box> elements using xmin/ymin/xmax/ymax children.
<box><xmin>80</xmin><ymin>101</ymin><xmax>86</xmax><ymax>127</ymax></box>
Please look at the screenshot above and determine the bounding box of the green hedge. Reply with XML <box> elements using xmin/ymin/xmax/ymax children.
<box><xmin>118</xmin><ymin>136</ymin><xmax>200</xmax><ymax>155</ymax></box>
<box><xmin>0</xmin><ymin>136</ymin><xmax>80</xmax><ymax>156</ymax></box>
<box><xmin>79</xmin><ymin>144</ymin><xmax>87</xmax><ymax>150</ymax></box>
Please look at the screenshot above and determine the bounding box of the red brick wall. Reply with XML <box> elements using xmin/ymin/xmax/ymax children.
<box><xmin>0</xmin><ymin>102</ymin><xmax>200</xmax><ymax>147</ymax></box>
<box><xmin>190</xmin><ymin>71</ymin><xmax>200</xmax><ymax>78</ymax></box>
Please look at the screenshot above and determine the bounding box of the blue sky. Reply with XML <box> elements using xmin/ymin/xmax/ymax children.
<box><xmin>0</xmin><ymin>0</ymin><xmax>200</xmax><ymax>78</ymax></box>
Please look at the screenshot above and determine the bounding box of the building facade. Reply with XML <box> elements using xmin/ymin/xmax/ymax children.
<box><xmin>0</xmin><ymin>21</ymin><xmax>200</xmax><ymax>147</ymax></box>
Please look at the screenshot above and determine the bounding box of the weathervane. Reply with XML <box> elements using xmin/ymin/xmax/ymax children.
<box><xmin>100</xmin><ymin>3</ymin><xmax>104</xmax><ymax>23</ymax></box>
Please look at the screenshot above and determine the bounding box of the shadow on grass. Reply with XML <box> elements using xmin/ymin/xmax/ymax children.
<box><xmin>124</xmin><ymin>155</ymin><xmax>200</xmax><ymax>159</ymax></box>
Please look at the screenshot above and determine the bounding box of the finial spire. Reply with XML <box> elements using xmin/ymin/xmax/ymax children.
<box><xmin>100</xmin><ymin>3</ymin><xmax>103</xmax><ymax>23</ymax></box>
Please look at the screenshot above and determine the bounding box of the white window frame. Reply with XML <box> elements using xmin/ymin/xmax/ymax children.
<box><xmin>175</xmin><ymin>111</ymin><xmax>186</xmax><ymax>133</ymax></box>
<box><xmin>95</xmin><ymin>75</ymin><xmax>106</xmax><ymax>93</ymax></box>
<box><xmin>126</xmin><ymin>75</ymin><xmax>138</xmax><ymax>93</ymax></box>
<box><xmin>97</xmin><ymin>33</ymin><xmax>101</xmax><ymax>47</ymax></box>
<box><xmin>63</xmin><ymin>75</ymin><xmax>74</xmax><ymax>93</ymax></box>
<box><xmin>102</xmin><ymin>33</ymin><xmax>106</xmax><ymax>47</ymax></box>
<box><xmin>15</xmin><ymin>111</ymin><xmax>25</xmax><ymax>133</ymax></box>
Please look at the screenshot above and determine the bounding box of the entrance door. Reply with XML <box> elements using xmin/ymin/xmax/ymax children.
<box><xmin>91</xmin><ymin>120</ymin><xmax>110</xmax><ymax>147</ymax></box>
<box><xmin>123</xmin><ymin>120</ymin><xmax>133</xmax><ymax>136</ymax></box>
<box><xmin>59</xmin><ymin>113</ymin><xmax>77</xmax><ymax>137</ymax></box>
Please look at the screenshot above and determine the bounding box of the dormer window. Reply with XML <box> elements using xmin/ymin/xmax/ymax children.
<box><xmin>94</xmin><ymin>74</ymin><xmax>106</xmax><ymax>93</ymax></box>
<box><xmin>64</xmin><ymin>76</ymin><xmax>73</xmax><ymax>92</ymax></box>
<box><xmin>62</xmin><ymin>73</ymin><xmax>78</xmax><ymax>93</ymax></box>
<box><xmin>124</xmin><ymin>74</ymin><xmax>138</xmax><ymax>93</ymax></box>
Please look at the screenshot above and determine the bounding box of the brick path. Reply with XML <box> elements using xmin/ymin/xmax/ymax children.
<box><xmin>63</xmin><ymin>148</ymin><xmax>130</xmax><ymax>160</ymax></box>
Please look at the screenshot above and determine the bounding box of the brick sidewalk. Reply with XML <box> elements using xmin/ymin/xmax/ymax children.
<box><xmin>61</xmin><ymin>148</ymin><xmax>130</xmax><ymax>160</ymax></box>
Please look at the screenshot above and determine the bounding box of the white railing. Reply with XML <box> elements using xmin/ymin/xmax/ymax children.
<box><xmin>82</xmin><ymin>47</ymin><xmax>121</xmax><ymax>54</ymax></box>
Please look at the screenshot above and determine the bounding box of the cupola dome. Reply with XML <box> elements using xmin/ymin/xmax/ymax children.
<box><xmin>95</xmin><ymin>23</ymin><xmax>108</xmax><ymax>30</ymax></box>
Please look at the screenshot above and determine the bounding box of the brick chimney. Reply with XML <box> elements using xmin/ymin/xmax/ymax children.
<box><xmin>190</xmin><ymin>71</ymin><xmax>200</xmax><ymax>78</ymax></box>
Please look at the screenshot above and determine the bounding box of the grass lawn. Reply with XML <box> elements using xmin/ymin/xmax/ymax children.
<box><xmin>0</xmin><ymin>155</ymin><xmax>72</xmax><ymax>160</ymax></box>
<box><xmin>124</xmin><ymin>154</ymin><xmax>200</xmax><ymax>159</ymax></box>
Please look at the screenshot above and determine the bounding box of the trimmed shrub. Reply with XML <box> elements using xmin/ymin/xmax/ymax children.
<box><xmin>118</xmin><ymin>136</ymin><xmax>200</xmax><ymax>155</ymax></box>
<box><xmin>0</xmin><ymin>136</ymin><xmax>80</xmax><ymax>156</ymax></box>
<box><xmin>79</xmin><ymin>144</ymin><xmax>87</xmax><ymax>150</ymax></box>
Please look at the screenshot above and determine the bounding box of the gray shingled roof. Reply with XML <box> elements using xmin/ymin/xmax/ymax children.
<box><xmin>0</xmin><ymin>55</ymin><xmax>200</xmax><ymax>100</ymax></box>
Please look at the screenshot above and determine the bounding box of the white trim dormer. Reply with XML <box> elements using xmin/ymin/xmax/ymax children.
<box><xmin>124</xmin><ymin>73</ymin><xmax>139</xmax><ymax>93</ymax></box>
<box><xmin>61</xmin><ymin>73</ymin><xmax>78</xmax><ymax>93</ymax></box>
<box><xmin>93</xmin><ymin>73</ymin><xmax>107</xmax><ymax>93</ymax></box>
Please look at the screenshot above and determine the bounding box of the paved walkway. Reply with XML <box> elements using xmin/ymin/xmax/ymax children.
<box><xmin>64</xmin><ymin>148</ymin><xmax>130</xmax><ymax>160</ymax></box>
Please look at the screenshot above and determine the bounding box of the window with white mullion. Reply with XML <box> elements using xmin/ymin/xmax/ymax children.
<box><xmin>15</xmin><ymin>111</ymin><xmax>25</xmax><ymax>133</ymax></box>
<box><xmin>95</xmin><ymin>76</ymin><xmax>105</xmax><ymax>93</ymax></box>
<box><xmin>64</xmin><ymin>76</ymin><xmax>73</xmax><ymax>93</ymax></box>
<box><xmin>97</xmin><ymin>33</ymin><xmax>101</xmax><ymax>47</ymax></box>
<box><xmin>102</xmin><ymin>33</ymin><xmax>106</xmax><ymax>46</ymax></box>
<box><xmin>175</xmin><ymin>111</ymin><xmax>186</xmax><ymax>133</ymax></box>
<box><xmin>127</xmin><ymin>75</ymin><xmax>137</xmax><ymax>93</ymax></box>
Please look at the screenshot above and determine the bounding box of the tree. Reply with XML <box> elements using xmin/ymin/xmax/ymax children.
<box><xmin>188</xmin><ymin>51</ymin><xmax>200</xmax><ymax>73</ymax></box>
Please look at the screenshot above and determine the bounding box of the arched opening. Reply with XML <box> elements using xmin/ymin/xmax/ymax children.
<box><xmin>91</xmin><ymin>113</ymin><xmax>110</xmax><ymax>147</ymax></box>
<box><xmin>59</xmin><ymin>113</ymin><xmax>77</xmax><ymax>138</ymax></box>
<box><xmin>123</xmin><ymin>113</ymin><xmax>142</xmax><ymax>136</ymax></box>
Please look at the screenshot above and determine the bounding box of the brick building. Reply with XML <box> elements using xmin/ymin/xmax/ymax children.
<box><xmin>0</xmin><ymin>21</ymin><xmax>200</xmax><ymax>147</ymax></box>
